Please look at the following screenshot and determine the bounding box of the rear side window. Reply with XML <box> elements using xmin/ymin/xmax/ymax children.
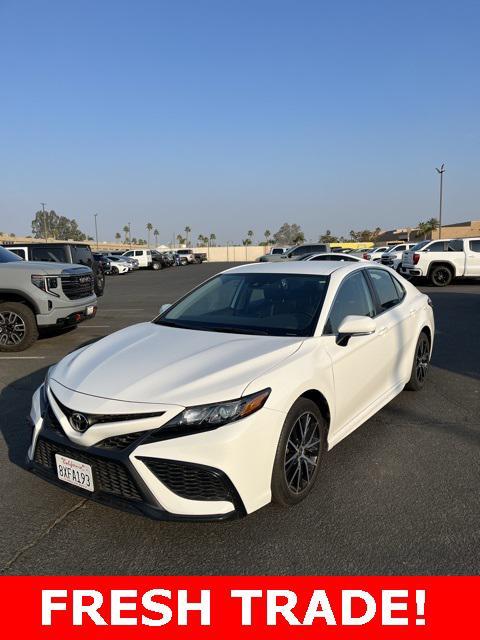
<box><xmin>448</xmin><ymin>240</ymin><xmax>463</xmax><ymax>252</ymax></box>
<box><xmin>30</xmin><ymin>247</ymin><xmax>67</xmax><ymax>262</ymax></box>
<box><xmin>324</xmin><ymin>272</ymin><xmax>375</xmax><ymax>335</ymax></box>
<box><xmin>426</xmin><ymin>241</ymin><xmax>447</xmax><ymax>252</ymax></box>
<box><xmin>470</xmin><ymin>240</ymin><xmax>480</xmax><ymax>253</ymax></box>
<box><xmin>368</xmin><ymin>269</ymin><xmax>403</xmax><ymax>311</ymax></box>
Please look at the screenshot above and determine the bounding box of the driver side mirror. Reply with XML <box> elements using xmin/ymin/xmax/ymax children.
<box><xmin>336</xmin><ymin>315</ymin><xmax>375</xmax><ymax>346</ymax></box>
<box><xmin>159</xmin><ymin>303</ymin><xmax>172</xmax><ymax>315</ymax></box>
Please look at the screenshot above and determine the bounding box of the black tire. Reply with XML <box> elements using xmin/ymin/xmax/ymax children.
<box><xmin>271</xmin><ymin>398</ymin><xmax>327</xmax><ymax>507</ymax></box>
<box><xmin>94</xmin><ymin>272</ymin><xmax>105</xmax><ymax>296</ymax></box>
<box><xmin>111</xmin><ymin>266</ymin><xmax>119</xmax><ymax>275</ymax></box>
<box><xmin>152</xmin><ymin>261</ymin><xmax>161</xmax><ymax>271</ymax></box>
<box><xmin>429</xmin><ymin>265</ymin><xmax>453</xmax><ymax>287</ymax></box>
<box><xmin>0</xmin><ymin>302</ymin><xmax>39</xmax><ymax>352</ymax></box>
<box><xmin>405</xmin><ymin>331</ymin><xmax>431</xmax><ymax>391</ymax></box>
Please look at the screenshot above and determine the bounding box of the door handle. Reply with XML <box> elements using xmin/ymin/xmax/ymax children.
<box><xmin>409</xmin><ymin>308</ymin><xmax>417</xmax><ymax>317</ymax></box>
<box><xmin>377</xmin><ymin>326</ymin><xmax>389</xmax><ymax>336</ymax></box>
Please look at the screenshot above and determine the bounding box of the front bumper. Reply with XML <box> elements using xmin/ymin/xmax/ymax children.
<box><xmin>36</xmin><ymin>294</ymin><xmax>98</xmax><ymax>327</ymax></box>
<box><xmin>27</xmin><ymin>385</ymin><xmax>286</xmax><ymax>521</ymax></box>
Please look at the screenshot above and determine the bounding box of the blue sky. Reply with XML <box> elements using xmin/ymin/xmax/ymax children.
<box><xmin>1</xmin><ymin>0</ymin><xmax>479</xmax><ymax>243</ymax></box>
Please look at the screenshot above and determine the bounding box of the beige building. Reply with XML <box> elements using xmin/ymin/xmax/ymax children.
<box><xmin>430</xmin><ymin>219</ymin><xmax>480</xmax><ymax>239</ymax></box>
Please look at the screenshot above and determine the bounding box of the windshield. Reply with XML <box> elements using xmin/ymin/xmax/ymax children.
<box><xmin>411</xmin><ymin>240</ymin><xmax>430</xmax><ymax>251</ymax></box>
<box><xmin>0</xmin><ymin>246</ymin><xmax>23</xmax><ymax>263</ymax></box>
<box><xmin>155</xmin><ymin>272</ymin><xmax>330</xmax><ymax>337</ymax></box>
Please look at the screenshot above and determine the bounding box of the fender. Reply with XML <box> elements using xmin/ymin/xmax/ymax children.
<box><xmin>0</xmin><ymin>288</ymin><xmax>41</xmax><ymax>313</ymax></box>
<box><xmin>426</xmin><ymin>260</ymin><xmax>457</xmax><ymax>277</ymax></box>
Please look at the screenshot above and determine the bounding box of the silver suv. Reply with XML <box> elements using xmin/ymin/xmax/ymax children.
<box><xmin>0</xmin><ymin>246</ymin><xmax>97</xmax><ymax>351</ymax></box>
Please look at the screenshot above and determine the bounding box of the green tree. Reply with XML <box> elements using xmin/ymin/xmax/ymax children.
<box><xmin>122</xmin><ymin>225</ymin><xmax>130</xmax><ymax>243</ymax></box>
<box><xmin>176</xmin><ymin>234</ymin><xmax>185</xmax><ymax>246</ymax></box>
<box><xmin>319</xmin><ymin>229</ymin><xmax>339</xmax><ymax>243</ymax></box>
<box><xmin>115</xmin><ymin>232</ymin><xmax>121</xmax><ymax>242</ymax></box>
<box><xmin>153</xmin><ymin>228</ymin><xmax>159</xmax><ymax>244</ymax></box>
<box><xmin>184</xmin><ymin>226</ymin><xmax>191</xmax><ymax>246</ymax></box>
<box><xmin>31</xmin><ymin>210</ymin><xmax>86</xmax><ymax>241</ymax></box>
<box><xmin>146</xmin><ymin>222</ymin><xmax>153</xmax><ymax>248</ymax></box>
<box><xmin>242</xmin><ymin>238</ymin><xmax>252</xmax><ymax>246</ymax></box>
<box><xmin>247</xmin><ymin>229</ymin><xmax>254</xmax><ymax>243</ymax></box>
<box><xmin>264</xmin><ymin>229</ymin><xmax>271</xmax><ymax>244</ymax></box>
<box><xmin>273</xmin><ymin>223</ymin><xmax>305</xmax><ymax>246</ymax></box>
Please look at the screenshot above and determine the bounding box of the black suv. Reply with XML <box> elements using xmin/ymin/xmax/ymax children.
<box><xmin>4</xmin><ymin>242</ymin><xmax>105</xmax><ymax>296</ymax></box>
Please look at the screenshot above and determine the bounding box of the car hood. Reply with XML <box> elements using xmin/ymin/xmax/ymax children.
<box><xmin>52</xmin><ymin>322</ymin><xmax>303</xmax><ymax>406</ymax></box>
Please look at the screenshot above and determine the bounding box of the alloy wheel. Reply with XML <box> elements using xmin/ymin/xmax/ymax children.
<box><xmin>284</xmin><ymin>411</ymin><xmax>321</xmax><ymax>494</ymax></box>
<box><xmin>415</xmin><ymin>337</ymin><xmax>430</xmax><ymax>384</ymax></box>
<box><xmin>0</xmin><ymin>311</ymin><xmax>26</xmax><ymax>346</ymax></box>
<box><xmin>433</xmin><ymin>268</ymin><xmax>450</xmax><ymax>285</ymax></box>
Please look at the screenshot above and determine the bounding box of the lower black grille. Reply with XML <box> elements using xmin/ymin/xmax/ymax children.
<box><xmin>34</xmin><ymin>437</ymin><xmax>142</xmax><ymax>501</ymax></box>
<box><xmin>140</xmin><ymin>457</ymin><xmax>233</xmax><ymax>502</ymax></box>
<box><xmin>44</xmin><ymin>404</ymin><xmax>64</xmax><ymax>435</ymax></box>
<box><xmin>61</xmin><ymin>274</ymin><xmax>94</xmax><ymax>300</ymax></box>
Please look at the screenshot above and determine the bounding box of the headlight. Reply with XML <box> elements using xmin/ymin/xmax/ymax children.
<box><xmin>156</xmin><ymin>388</ymin><xmax>271</xmax><ymax>437</ymax></box>
<box><xmin>31</xmin><ymin>275</ymin><xmax>59</xmax><ymax>297</ymax></box>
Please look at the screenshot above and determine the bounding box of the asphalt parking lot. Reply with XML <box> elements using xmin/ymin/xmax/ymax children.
<box><xmin>1</xmin><ymin>263</ymin><xmax>479</xmax><ymax>575</ymax></box>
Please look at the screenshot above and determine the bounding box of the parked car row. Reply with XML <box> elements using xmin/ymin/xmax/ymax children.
<box><xmin>94</xmin><ymin>248</ymin><xmax>208</xmax><ymax>275</ymax></box>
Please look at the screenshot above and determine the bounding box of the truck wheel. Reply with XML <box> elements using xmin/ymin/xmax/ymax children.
<box><xmin>430</xmin><ymin>265</ymin><xmax>453</xmax><ymax>287</ymax></box>
<box><xmin>94</xmin><ymin>272</ymin><xmax>105</xmax><ymax>296</ymax></box>
<box><xmin>0</xmin><ymin>302</ymin><xmax>39</xmax><ymax>352</ymax></box>
<box><xmin>152</xmin><ymin>261</ymin><xmax>161</xmax><ymax>270</ymax></box>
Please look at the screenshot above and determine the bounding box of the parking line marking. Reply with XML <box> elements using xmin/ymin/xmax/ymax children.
<box><xmin>101</xmin><ymin>308</ymin><xmax>145</xmax><ymax>311</ymax></box>
<box><xmin>78</xmin><ymin>325</ymin><xmax>110</xmax><ymax>328</ymax></box>
<box><xmin>0</xmin><ymin>356</ymin><xmax>46</xmax><ymax>360</ymax></box>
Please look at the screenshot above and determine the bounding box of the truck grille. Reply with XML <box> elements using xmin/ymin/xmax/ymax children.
<box><xmin>34</xmin><ymin>436</ymin><xmax>142</xmax><ymax>501</ymax></box>
<box><xmin>140</xmin><ymin>457</ymin><xmax>233</xmax><ymax>502</ymax></box>
<box><xmin>61</xmin><ymin>274</ymin><xmax>94</xmax><ymax>300</ymax></box>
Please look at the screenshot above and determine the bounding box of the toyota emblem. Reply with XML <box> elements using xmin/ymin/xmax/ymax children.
<box><xmin>70</xmin><ymin>412</ymin><xmax>89</xmax><ymax>432</ymax></box>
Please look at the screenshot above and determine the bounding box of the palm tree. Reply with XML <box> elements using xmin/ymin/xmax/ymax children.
<box><xmin>242</xmin><ymin>238</ymin><xmax>252</xmax><ymax>246</ymax></box>
<box><xmin>146</xmin><ymin>222</ymin><xmax>153</xmax><ymax>248</ymax></box>
<box><xmin>115</xmin><ymin>232</ymin><xmax>121</xmax><ymax>242</ymax></box>
<box><xmin>264</xmin><ymin>229</ymin><xmax>271</xmax><ymax>245</ymax></box>
<box><xmin>176</xmin><ymin>234</ymin><xmax>185</xmax><ymax>246</ymax></box>
<box><xmin>247</xmin><ymin>229</ymin><xmax>254</xmax><ymax>243</ymax></box>
<box><xmin>209</xmin><ymin>233</ymin><xmax>216</xmax><ymax>246</ymax></box>
<box><xmin>122</xmin><ymin>225</ymin><xmax>130</xmax><ymax>243</ymax></box>
<box><xmin>153</xmin><ymin>228</ymin><xmax>159</xmax><ymax>245</ymax></box>
<box><xmin>184</xmin><ymin>226</ymin><xmax>191</xmax><ymax>246</ymax></box>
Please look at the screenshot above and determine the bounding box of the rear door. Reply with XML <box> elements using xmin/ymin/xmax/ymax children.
<box><xmin>465</xmin><ymin>239</ymin><xmax>480</xmax><ymax>276</ymax></box>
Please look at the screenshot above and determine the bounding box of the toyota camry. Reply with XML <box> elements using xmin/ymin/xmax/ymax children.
<box><xmin>28</xmin><ymin>262</ymin><xmax>434</xmax><ymax>520</ymax></box>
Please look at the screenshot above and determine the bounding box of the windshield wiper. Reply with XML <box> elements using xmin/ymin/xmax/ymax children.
<box><xmin>207</xmin><ymin>326</ymin><xmax>270</xmax><ymax>335</ymax></box>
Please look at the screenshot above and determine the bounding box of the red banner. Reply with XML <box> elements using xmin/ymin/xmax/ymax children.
<box><xmin>0</xmin><ymin>576</ymin><xmax>477</xmax><ymax>639</ymax></box>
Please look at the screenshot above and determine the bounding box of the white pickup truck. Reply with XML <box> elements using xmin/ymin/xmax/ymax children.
<box><xmin>400</xmin><ymin>237</ymin><xmax>480</xmax><ymax>286</ymax></box>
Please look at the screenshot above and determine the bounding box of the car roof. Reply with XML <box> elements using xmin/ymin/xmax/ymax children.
<box><xmin>222</xmin><ymin>260</ymin><xmax>372</xmax><ymax>277</ymax></box>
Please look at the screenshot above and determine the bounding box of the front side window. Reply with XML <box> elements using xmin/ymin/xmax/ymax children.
<box><xmin>324</xmin><ymin>271</ymin><xmax>375</xmax><ymax>335</ymax></box>
<box><xmin>368</xmin><ymin>269</ymin><xmax>402</xmax><ymax>311</ymax></box>
<box><xmin>156</xmin><ymin>273</ymin><xmax>330</xmax><ymax>337</ymax></box>
<box><xmin>123</xmin><ymin>251</ymin><xmax>133</xmax><ymax>257</ymax></box>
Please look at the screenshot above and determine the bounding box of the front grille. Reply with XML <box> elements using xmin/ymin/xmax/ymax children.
<box><xmin>43</xmin><ymin>403</ymin><xmax>64</xmax><ymax>435</ymax></box>
<box><xmin>61</xmin><ymin>274</ymin><xmax>94</xmax><ymax>300</ymax></box>
<box><xmin>140</xmin><ymin>457</ymin><xmax>233</xmax><ymax>502</ymax></box>
<box><xmin>34</xmin><ymin>437</ymin><xmax>142</xmax><ymax>501</ymax></box>
<box><xmin>96</xmin><ymin>431</ymin><xmax>153</xmax><ymax>451</ymax></box>
<box><xmin>52</xmin><ymin>393</ymin><xmax>164</xmax><ymax>429</ymax></box>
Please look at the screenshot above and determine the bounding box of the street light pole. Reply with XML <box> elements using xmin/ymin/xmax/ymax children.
<box><xmin>40</xmin><ymin>202</ymin><xmax>48</xmax><ymax>241</ymax></box>
<box><xmin>94</xmin><ymin>213</ymin><xmax>99</xmax><ymax>250</ymax></box>
<box><xmin>436</xmin><ymin>164</ymin><xmax>445</xmax><ymax>239</ymax></box>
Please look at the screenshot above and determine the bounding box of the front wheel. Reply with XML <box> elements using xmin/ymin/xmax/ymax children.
<box><xmin>405</xmin><ymin>331</ymin><xmax>431</xmax><ymax>391</ymax></box>
<box><xmin>152</xmin><ymin>261</ymin><xmax>161</xmax><ymax>270</ymax></box>
<box><xmin>0</xmin><ymin>302</ymin><xmax>39</xmax><ymax>352</ymax></box>
<box><xmin>94</xmin><ymin>272</ymin><xmax>105</xmax><ymax>296</ymax></box>
<box><xmin>271</xmin><ymin>398</ymin><xmax>327</xmax><ymax>506</ymax></box>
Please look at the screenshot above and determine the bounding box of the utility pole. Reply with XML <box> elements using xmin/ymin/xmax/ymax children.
<box><xmin>40</xmin><ymin>202</ymin><xmax>48</xmax><ymax>241</ymax></box>
<box><xmin>94</xmin><ymin>213</ymin><xmax>99</xmax><ymax>250</ymax></box>
<box><xmin>436</xmin><ymin>164</ymin><xmax>445</xmax><ymax>239</ymax></box>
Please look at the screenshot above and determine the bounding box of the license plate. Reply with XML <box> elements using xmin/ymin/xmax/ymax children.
<box><xmin>86</xmin><ymin>305</ymin><xmax>95</xmax><ymax>316</ymax></box>
<box><xmin>55</xmin><ymin>454</ymin><xmax>94</xmax><ymax>492</ymax></box>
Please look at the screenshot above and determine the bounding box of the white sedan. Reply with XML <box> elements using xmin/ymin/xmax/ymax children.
<box><xmin>28</xmin><ymin>261</ymin><xmax>434</xmax><ymax>520</ymax></box>
<box><xmin>302</xmin><ymin>252</ymin><xmax>366</xmax><ymax>262</ymax></box>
